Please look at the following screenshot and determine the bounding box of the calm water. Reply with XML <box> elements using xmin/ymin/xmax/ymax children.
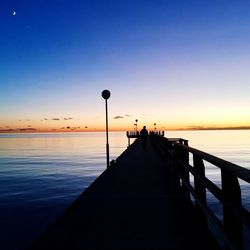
<box><xmin>0</xmin><ymin>131</ymin><xmax>249</xmax><ymax>249</ymax></box>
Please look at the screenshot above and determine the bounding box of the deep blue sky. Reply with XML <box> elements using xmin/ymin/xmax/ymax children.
<box><xmin>1</xmin><ymin>0</ymin><xmax>250</xmax><ymax>131</ymax></box>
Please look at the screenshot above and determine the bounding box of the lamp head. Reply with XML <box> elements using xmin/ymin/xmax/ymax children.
<box><xmin>102</xmin><ymin>90</ymin><xmax>111</xmax><ymax>100</ymax></box>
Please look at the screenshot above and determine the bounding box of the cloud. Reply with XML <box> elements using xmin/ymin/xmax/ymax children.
<box><xmin>0</xmin><ymin>129</ymin><xmax>15</xmax><ymax>132</ymax></box>
<box><xmin>124</xmin><ymin>114</ymin><xmax>132</xmax><ymax>117</ymax></box>
<box><xmin>85</xmin><ymin>126</ymin><xmax>88</xmax><ymax>129</ymax></box>
<box><xmin>43</xmin><ymin>117</ymin><xmax>72</xmax><ymax>121</ymax></box>
<box><xmin>18</xmin><ymin>128</ymin><xmax>37</xmax><ymax>131</ymax></box>
<box><xmin>114</xmin><ymin>116</ymin><xmax>124</xmax><ymax>119</ymax></box>
<box><xmin>66</xmin><ymin>126</ymin><xmax>80</xmax><ymax>130</ymax></box>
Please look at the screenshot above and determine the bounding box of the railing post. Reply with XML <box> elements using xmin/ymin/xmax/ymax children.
<box><xmin>176</xmin><ymin>143</ymin><xmax>190</xmax><ymax>198</ymax></box>
<box><xmin>166</xmin><ymin>140</ymin><xmax>180</xmax><ymax>190</ymax></box>
<box><xmin>221</xmin><ymin>170</ymin><xmax>243</xmax><ymax>250</ymax></box>
<box><xmin>193</xmin><ymin>154</ymin><xmax>207</xmax><ymax>225</ymax></box>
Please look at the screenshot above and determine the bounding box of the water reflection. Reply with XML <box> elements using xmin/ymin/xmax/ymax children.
<box><xmin>0</xmin><ymin>131</ymin><xmax>249</xmax><ymax>249</ymax></box>
<box><xmin>0</xmin><ymin>132</ymin><xmax>128</xmax><ymax>250</ymax></box>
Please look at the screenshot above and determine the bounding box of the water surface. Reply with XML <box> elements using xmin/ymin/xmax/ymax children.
<box><xmin>0</xmin><ymin>131</ymin><xmax>249</xmax><ymax>249</ymax></box>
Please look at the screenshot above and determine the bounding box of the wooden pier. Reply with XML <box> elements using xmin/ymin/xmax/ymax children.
<box><xmin>31</xmin><ymin>134</ymin><xmax>250</xmax><ymax>250</ymax></box>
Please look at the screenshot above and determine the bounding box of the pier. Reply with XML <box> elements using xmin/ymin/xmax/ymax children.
<box><xmin>31</xmin><ymin>134</ymin><xmax>250</xmax><ymax>250</ymax></box>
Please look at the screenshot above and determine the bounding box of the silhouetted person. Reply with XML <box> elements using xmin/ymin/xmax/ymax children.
<box><xmin>140</xmin><ymin>126</ymin><xmax>148</xmax><ymax>151</ymax></box>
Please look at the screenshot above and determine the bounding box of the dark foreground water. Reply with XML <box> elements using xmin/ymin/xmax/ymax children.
<box><xmin>0</xmin><ymin>131</ymin><xmax>249</xmax><ymax>249</ymax></box>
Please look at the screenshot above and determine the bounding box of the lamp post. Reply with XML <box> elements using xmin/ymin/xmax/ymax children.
<box><xmin>135</xmin><ymin>119</ymin><xmax>138</xmax><ymax>134</ymax></box>
<box><xmin>154</xmin><ymin>123</ymin><xmax>157</xmax><ymax>132</ymax></box>
<box><xmin>102</xmin><ymin>90</ymin><xmax>111</xmax><ymax>168</ymax></box>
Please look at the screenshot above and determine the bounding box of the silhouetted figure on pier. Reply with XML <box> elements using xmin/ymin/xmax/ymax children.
<box><xmin>140</xmin><ymin>126</ymin><xmax>148</xmax><ymax>151</ymax></box>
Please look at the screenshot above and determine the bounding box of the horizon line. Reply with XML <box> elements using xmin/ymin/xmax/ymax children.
<box><xmin>1</xmin><ymin>126</ymin><xmax>250</xmax><ymax>133</ymax></box>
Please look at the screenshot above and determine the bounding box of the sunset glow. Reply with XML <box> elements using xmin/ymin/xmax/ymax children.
<box><xmin>1</xmin><ymin>1</ymin><xmax>250</xmax><ymax>133</ymax></box>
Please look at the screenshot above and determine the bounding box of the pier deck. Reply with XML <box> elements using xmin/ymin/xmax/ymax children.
<box><xmin>31</xmin><ymin>138</ymin><xmax>218</xmax><ymax>249</ymax></box>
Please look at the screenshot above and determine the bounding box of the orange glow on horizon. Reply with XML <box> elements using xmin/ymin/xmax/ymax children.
<box><xmin>1</xmin><ymin>123</ymin><xmax>250</xmax><ymax>133</ymax></box>
<box><xmin>1</xmin><ymin>113</ymin><xmax>250</xmax><ymax>133</ymax></box>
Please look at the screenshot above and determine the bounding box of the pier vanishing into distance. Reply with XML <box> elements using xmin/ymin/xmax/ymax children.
<box><xmin>31</xmin><ymin>133</ymin><xmax>250</xmax><ymax>250</ymax></box>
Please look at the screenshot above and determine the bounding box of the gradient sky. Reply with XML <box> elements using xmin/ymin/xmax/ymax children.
<box><xmin>1</xmin><ymin>0</ymin><xmax>250</xmax><ymax>132</ymax></box>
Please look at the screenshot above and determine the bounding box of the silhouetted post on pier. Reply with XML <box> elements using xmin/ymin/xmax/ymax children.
<box><xmin>102</xmin><ymin>90</ymin><xmax>111</xmax><ymax>168</ymax></box>
<box><xmin>135</xmin><ymin>119</ymin><xmax>138</xmax><ymax>134</ymax></box>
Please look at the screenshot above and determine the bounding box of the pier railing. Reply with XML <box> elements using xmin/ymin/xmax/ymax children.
<box><xmin>151</xmin><ymin>134</ymin><xmax>250</xmax><ymax>250</ymax></box>
<box><xmin>126</xmin><ymin>130</ymin><xmax>165</xmax><ymax>138</ymax></box>
<box><xmin>126</xmin><ymin>131</ymin><xmax>139</xmax><ymax>138</ymax></box>
<box><xmin>126</xmin><ymin>131</ymin><xmax>164</xmax><ymax>146</ymax></box>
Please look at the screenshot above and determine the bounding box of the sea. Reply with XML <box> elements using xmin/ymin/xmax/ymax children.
<box><xmin>0</xmin><ymin>130</ymin><xmax>249</xmax><ymax>250</ymax></box>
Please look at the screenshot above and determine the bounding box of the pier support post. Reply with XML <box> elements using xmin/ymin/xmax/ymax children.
<box><xmin>175</xmin><ymin>141</ymin><xmax>190</xmax><ymax>199</ymax></box>
<box><xmin>221</xmin><ymin>170</ymin><xmax>243</xmax><ymax>249</ymax></box>
<box><xmin>193</xmin><ymin>155</ymin><xmax>207</xmax><ymax>226</ymax></box>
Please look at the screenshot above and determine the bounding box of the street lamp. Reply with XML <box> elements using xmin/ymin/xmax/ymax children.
<box><xmin>135</xmin><ymin>119</ymin><xmax>138</xmax><ymax>134</ymax></box>
<box><xmin>102</xmin><ymin>90</ymin><xmax>111</xmax><ymax>168</ymax></box>
<box><xmin>154</xmin><ymin>123</ymin><xmax>157</xmax><ymax>131</ymax></box>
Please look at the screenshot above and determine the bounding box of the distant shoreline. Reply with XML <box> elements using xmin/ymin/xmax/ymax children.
<box><xmin>175</xmin><ymin>126</ymin><xmax>250</xmax><ymax>131</ymax></box>
<box><xmin>1</xmin><ymin>127</ymin><xmax>250</xmax><ymax>134</ymax></box>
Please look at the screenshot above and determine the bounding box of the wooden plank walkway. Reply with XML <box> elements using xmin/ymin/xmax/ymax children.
<box><xmin>31</xmin><ymin>138</ymin><xmax>218</xmax><ymax>249</ymax></box>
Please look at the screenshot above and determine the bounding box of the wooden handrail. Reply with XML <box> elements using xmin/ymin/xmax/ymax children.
<box><xmin>150</xmin><ymin>134</ymin><xmax>250</xmax><ymax>250</ymax></box>
<box><xmin>176</xmin><ymin>143</ymin><xmax>250</xmax><ymax>183</ymax></box>
<box><xmin>177</xmin><ymin>158</ymin><xmax>250</xmax><ymax>228</ymax></box>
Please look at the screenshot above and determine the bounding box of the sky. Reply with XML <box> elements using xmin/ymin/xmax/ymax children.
<box><xmin>1</xmin><ymin>0</ymin><xmax>250</xmax><ymax>132</ymax></box>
